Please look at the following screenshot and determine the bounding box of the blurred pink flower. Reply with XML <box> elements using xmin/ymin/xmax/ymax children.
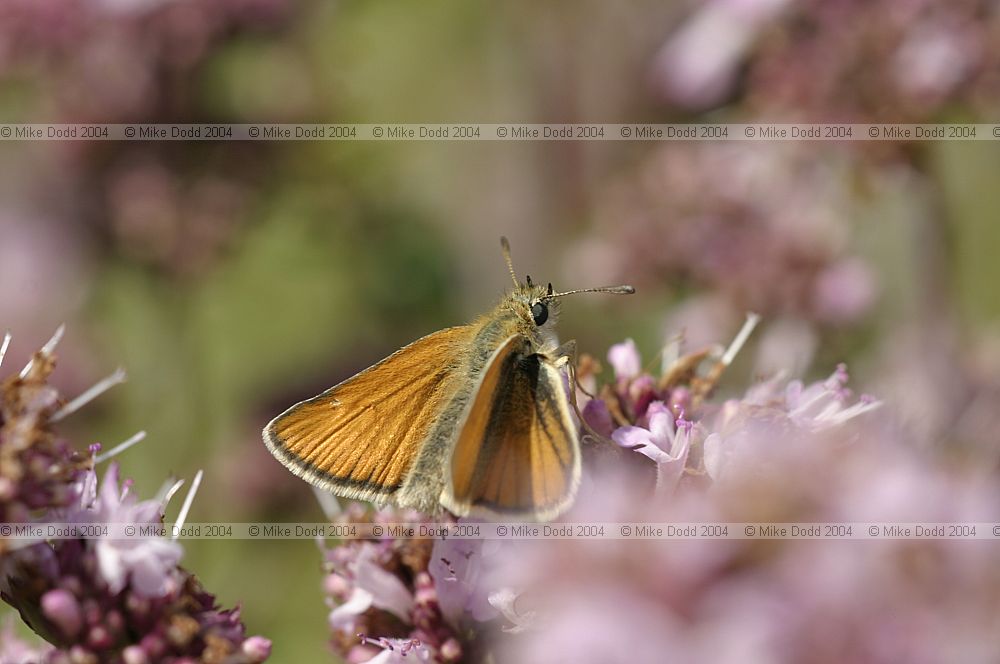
<box><xmin>0</xmin><ymin>0</ymin><xmax>294</xmax><ymax>120</ymax></box>
<box><xmin>607</xmin><ymin>339</ymin><xmax>641</xmax><ymax>380</ymax></box>
<box><xmin>753</xmin><ymin>318</ymin><xmax>817</xmax><ymax>378</ymax></box>
<box><xmin>812</xmin><ymin>258</ymin><xmax>878</xmax><ymax>324</ymax></box>
<box><xmin>655</xmin><ymin>0</ymin><xmax>1000</xmax><ymax>123</ymax></box>
<box><xmin>1</xmin><ymin>332</ymin><xmax>270</xmax><ymax>662</ymax></box>
<box><xmin>68</xmin><ymin>463</ymin><xmax>183</xmax><ymax>597</ymax></box>
<box><xmin>329</xmin><ymin>543</ymin><xmax>414</xmax><ymax>631</ymax></box>
<box><xmin>0</xmin><ymin>615</ymin><xmax>54</xmax><ymax>663</ymax></box>
<box><xmin>651</xmin><ymin>0</ymin><xmax>791</xmax><ymax>109</ymax></box>
<box><xmin>322</xmin><ymin>506</ymin><xmax>464</xmax><ymax>664</ymax></box>
<box><xmin>582</xmin><ymin>142</ymin><xmax>875</xmax><ymax>343</ymax></box>
<box><xmin>485</xmin><ymin>353</ymin><xmax>1000</xmax><ymax>663</ymax></box>
<box><xmin>0</xmin><ymin>214</ymin><xmax>90</xmax><ymax>356</ymax></box>
<box><xmin>428</xmin><ymin>537</ymin><xmax>498</xmax><ymax>628</ymax></box>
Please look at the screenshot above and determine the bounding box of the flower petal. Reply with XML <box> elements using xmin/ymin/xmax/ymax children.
<box><xmin>703</xmin><ymin>432</ymin><xmax>726</xmax><ymax>480</ymax></box>
<box><xmin>329</xmin><ymin>587</ymin><xmax>374</xmax><ymax>632</ymax></box>
<box><xmin>354</xmin><ymin>545</ymin><xmax>414</xmax><ymax>620</ymax></box>
<box><xmin>581</xmin><ymin>399</ymin><xmax>613</xmax><ymax>438</ymax></box>
<box><xmin>608</xmin><ymin>339</ymin><xmax>641</xmax><ymax>379</ymax></box>
<box><xmin>488</xmin><ymin>588</ymin><xmax>536</xmax><ymax>633</ymax></box>
<box><xmin>611</xmin><ymin>425</ymin><xmax>653</xmax><ymax>450</ymax></box>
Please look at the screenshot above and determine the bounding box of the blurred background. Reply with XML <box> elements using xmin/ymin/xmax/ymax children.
<box><xmin>2</xmin><ymin>0</ymin><xmax>999</xmax><ymax>659</ymax></box>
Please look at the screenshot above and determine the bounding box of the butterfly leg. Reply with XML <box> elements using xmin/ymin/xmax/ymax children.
<box><xmin>554</xmin><ymin>340</ymin><xmax>612</xmax><ymax>445</ymax></box>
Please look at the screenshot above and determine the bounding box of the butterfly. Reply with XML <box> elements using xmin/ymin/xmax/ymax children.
<box><xmin>263</xmin><ymin>238</ymin><xmax>633</xmax><ymax>521</ymax></box>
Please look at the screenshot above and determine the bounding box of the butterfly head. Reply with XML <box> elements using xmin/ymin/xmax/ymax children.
<box><xmin>499</xmin><ymin>237</ymin><xmax>635</xmax><ymax>350</ymax></box>
<box><xmin>506</xmin><ymin>278</ymin><xmax>562</xmax><ymax>350</ymax></box>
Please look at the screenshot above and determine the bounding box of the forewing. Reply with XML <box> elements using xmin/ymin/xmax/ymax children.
<box><xmin>445</xmin><ymin>335</ymin><xmax>580</xmax><ymax>520</ymax></box>
<box><xmin>263</xmin><ymin>326</ymin><xmax>472</xmax><ymax>502</ymax></box>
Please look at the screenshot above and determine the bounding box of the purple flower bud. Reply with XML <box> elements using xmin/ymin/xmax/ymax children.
<box><xmin>324</xmin><ymin>573</ymin><xmax>351</xmax><ymax>600</ymax></box>
<box><xmin>41</xmin><ymin>589</ymin><xmax>83</xmax><ymax>639</ymax></box>
<box><xmin>122</xmin><ymin>645</ymin><xmax>148</xmax><ymax>664</ymax></box>
<box><xmin>81</xmin><ymin>598</ymin><xmax>102</xmax><ymax>627</ymax></box>
<box><xmin>139</xmin><ymin>634</ymin><xmax>166</xmax><ymax>659</ymax></box>
<box><xmin>125</xmin><ymin>592</ymin><xmax>151</xmax><ymax>618</ymax></box>
<box><xmin>608</xmin><ymin>339</ymin><xmax>642</xmax><ymax>379</ymax></box>
<box><xmin>68</xmin><ymin>644</ymin><xmax>96</xmax><ymax>664</ymax></box>
<box><xmin>86</xmin><ymin>625</ymin><xmax>113</xmax><ymax>650</ymax></box>
<box><xmin>581</xmin><ymin>399</ymin><xmax>614</xmax><ymax>438</ymax></box>
<box><xmin>241</xmin><ymin>636</ymin><xmax>273</xmax><ymax>663</ymax></box>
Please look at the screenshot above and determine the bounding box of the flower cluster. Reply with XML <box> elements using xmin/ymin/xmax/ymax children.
<box><xmin>0</xmin><ymin>0</ymin><xmax>293</xmax><ymax>123</ymax></box>
<box><xmin>576</xmin><ymin>142</ymin><xmax>875</xmax><ymax>341</ymax></box>
<box><xmin>319</xmin><ymin>319</ymin><xmax>895</xmax><ymax>663</ymax></box>
<box><xmin>578</xmin><ymin>322</ymin><xmax>880</xmax><ymax>499</ymax></box>
<box><xmin>0</xmin><ymin>330</ymin><xmax>271</xmax><ymax>662</ymax></box>
<box><xmin>3</xmin><ymin>463</ymin><xmax>271</xmax><ymax>664</ymax></box>
<box><xmin>310</xmin><ymin>312</ymin><xmax>1000</xmax><ymax>663</ymax></box>
<box><xmin>0</xmin><ymin>331</ymin><xmax>91</xmax><ymax>532</ymax></box>
<box><xmin>653</xmin><ymin>0</ymin><xmax>1000</xmax><ymax>124</ymax></box>
<box><xmin>490</xmin><ymin>336</ymin><xmax>1000</xmax><ymax>663</ymax></box>
<box><xmin>322</xmin><ymin>504</ymin><xmax>465</xmax><ymax>664</ymax></box>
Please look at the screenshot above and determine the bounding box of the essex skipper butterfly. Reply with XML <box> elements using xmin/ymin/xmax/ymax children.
<box><xmin>263</xmin><ymin>238</ymin><xmax>633</xmax><ymax>521</ymax></box>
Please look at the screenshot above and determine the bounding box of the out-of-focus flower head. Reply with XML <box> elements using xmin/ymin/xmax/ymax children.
<box><xmin>491</xmin><ymin>334</ymin><xmax>1000</xmax><ymax>663</ymax></box>
<box><xmin>308</xmin><ymin>314</ymin><xmax>1000</xmax><ymax>663</ymax></box>
<box><xmin>0</xmin><ymin>329</ymin><xmax>271</xmax><ymax>662</ymax></box>
<box><xmin>583</xmin><ymin>314</ymin><xmax>758</xmax><ymax>430</ymax></box>
<box><xmin>0</xmin><ymin>329</ymin><xmax>93</xmax><ymax>532</ymax></box>
<box><xmin>576</xmin><ymin>142</ymin><xmax>877</xmax><ymax>350</ymax></box>
<box><xmin>581</xmin><ymin>318</ymin><xmax>881</xmax><ymax>504</ymax></box>
<box><xmin>104</xmin><ymin>158</ymin><xmax>251</xmax><ymax>275</ymax></box>
<box><xmin>653</xmin><ymin>0</ymin><xmax>1000</xmax><ymax>124</ymax></box>
<box><xmin>2</xmin><ymin>464</ymin><xmax>271</xmax><ymax>663</ymax></box>
<box><xmin>63</xmin><ymin>462</ymin><xmax>184</xmax><ymax>597</ymax></box>
<box><xmin>0</xmin><ymin>0</ymin><xmax>295</xmax><ymax>122</ymax></box>
<box><xmin>322</xmin><ymin>504</ymin><xmax>464</xmax><ymax>664</ymax></box>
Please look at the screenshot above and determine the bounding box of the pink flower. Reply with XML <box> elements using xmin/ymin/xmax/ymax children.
<box><xmin>429</xmin><ymin>536</ymin><xmax>499</xmax><ymax>627</ymax></box>
<box><xmin>704</xmin><ymin>364</ymin><xmax>880</xmax><ymax>481</ymax></box>
<box><xmin>0</xmin><ymin>615</ymin><xmax>54</xmax><ymax>663</ymax></box>
<box><xmin>607</xmin><ymin>339</ymin><xmax>641</xmax><ymax>379</ymax></box>
<box><xmin>329</xmin><ymin>543</ymin><xmax>414</xmax><ymax>632</ymax></box>
<box><xmin>322</xmin><ymin>506</ymin><xmax>464</xmax><ymax>663</ymax></box>
<box><xmin>651</xmin><ymin>0</ymin><xmax>792</xmax><ymax>109</ymax></box>
<box><xmin>812</xmin><ymin>258</ymin><xmax>878</xmax><ymax>324</ymax></box>
<box><xmin>58</xmin><ymin>463</ymin><xmax>183</xmax><ymax>597</ymax></box>
<box><xmin>612</xmin><ymin>402</ymin><xmax>692</xmax><ymax>496</ymax></box>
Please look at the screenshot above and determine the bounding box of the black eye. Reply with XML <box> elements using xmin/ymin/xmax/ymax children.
<box><xmin>531</xmin><ymin>302</ymin><xmax>548</xmax><ymax>326</ymax></box>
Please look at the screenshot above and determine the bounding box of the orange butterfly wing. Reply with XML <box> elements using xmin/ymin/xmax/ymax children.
<box><xmin>444</xmin><ymin>334</ymin><xmax>580</xmax><ymax>520</ymax></box>
<box><xmin>263</xmin><ymin>326</ymin><xmax>472</xmax><ymax>502</ymax></box>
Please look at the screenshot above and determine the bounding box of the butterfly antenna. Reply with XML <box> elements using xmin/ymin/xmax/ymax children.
<box><xmin>546</xmin><ymin>285</ymin><xmax>635</xmax><ymax>299</ymax></box>
<box><xmin>500</xmin><ymin>237</ymin><xmax>519</xmax><ymax>286</ymax></box>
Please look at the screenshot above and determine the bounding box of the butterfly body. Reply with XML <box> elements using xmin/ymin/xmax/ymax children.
<box><xmin>263</xmin><ymin>239</ymin><xmax>631</xmax><ymax>521</ymax></box>
<box><xmin>394</xmin><ymin>283</ymin><xmax>567</xmax><ymax>515</ymax></box>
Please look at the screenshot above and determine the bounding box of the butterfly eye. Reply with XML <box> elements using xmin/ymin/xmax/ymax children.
<box><xmin>530</xmin><ymin>302</ymin><xmax>548</xmax><ymax>326</ymax></box>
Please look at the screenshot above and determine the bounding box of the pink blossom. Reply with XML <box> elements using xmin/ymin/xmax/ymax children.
<box><xmin>607</xmin><ymin>339</ymin><xmax>641</xmax><ymax>379</ymax></box>
<box><xmin>611</xmin><ymin>402</ymin><xmax>691</xmax><ymax>496</ymax></box>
